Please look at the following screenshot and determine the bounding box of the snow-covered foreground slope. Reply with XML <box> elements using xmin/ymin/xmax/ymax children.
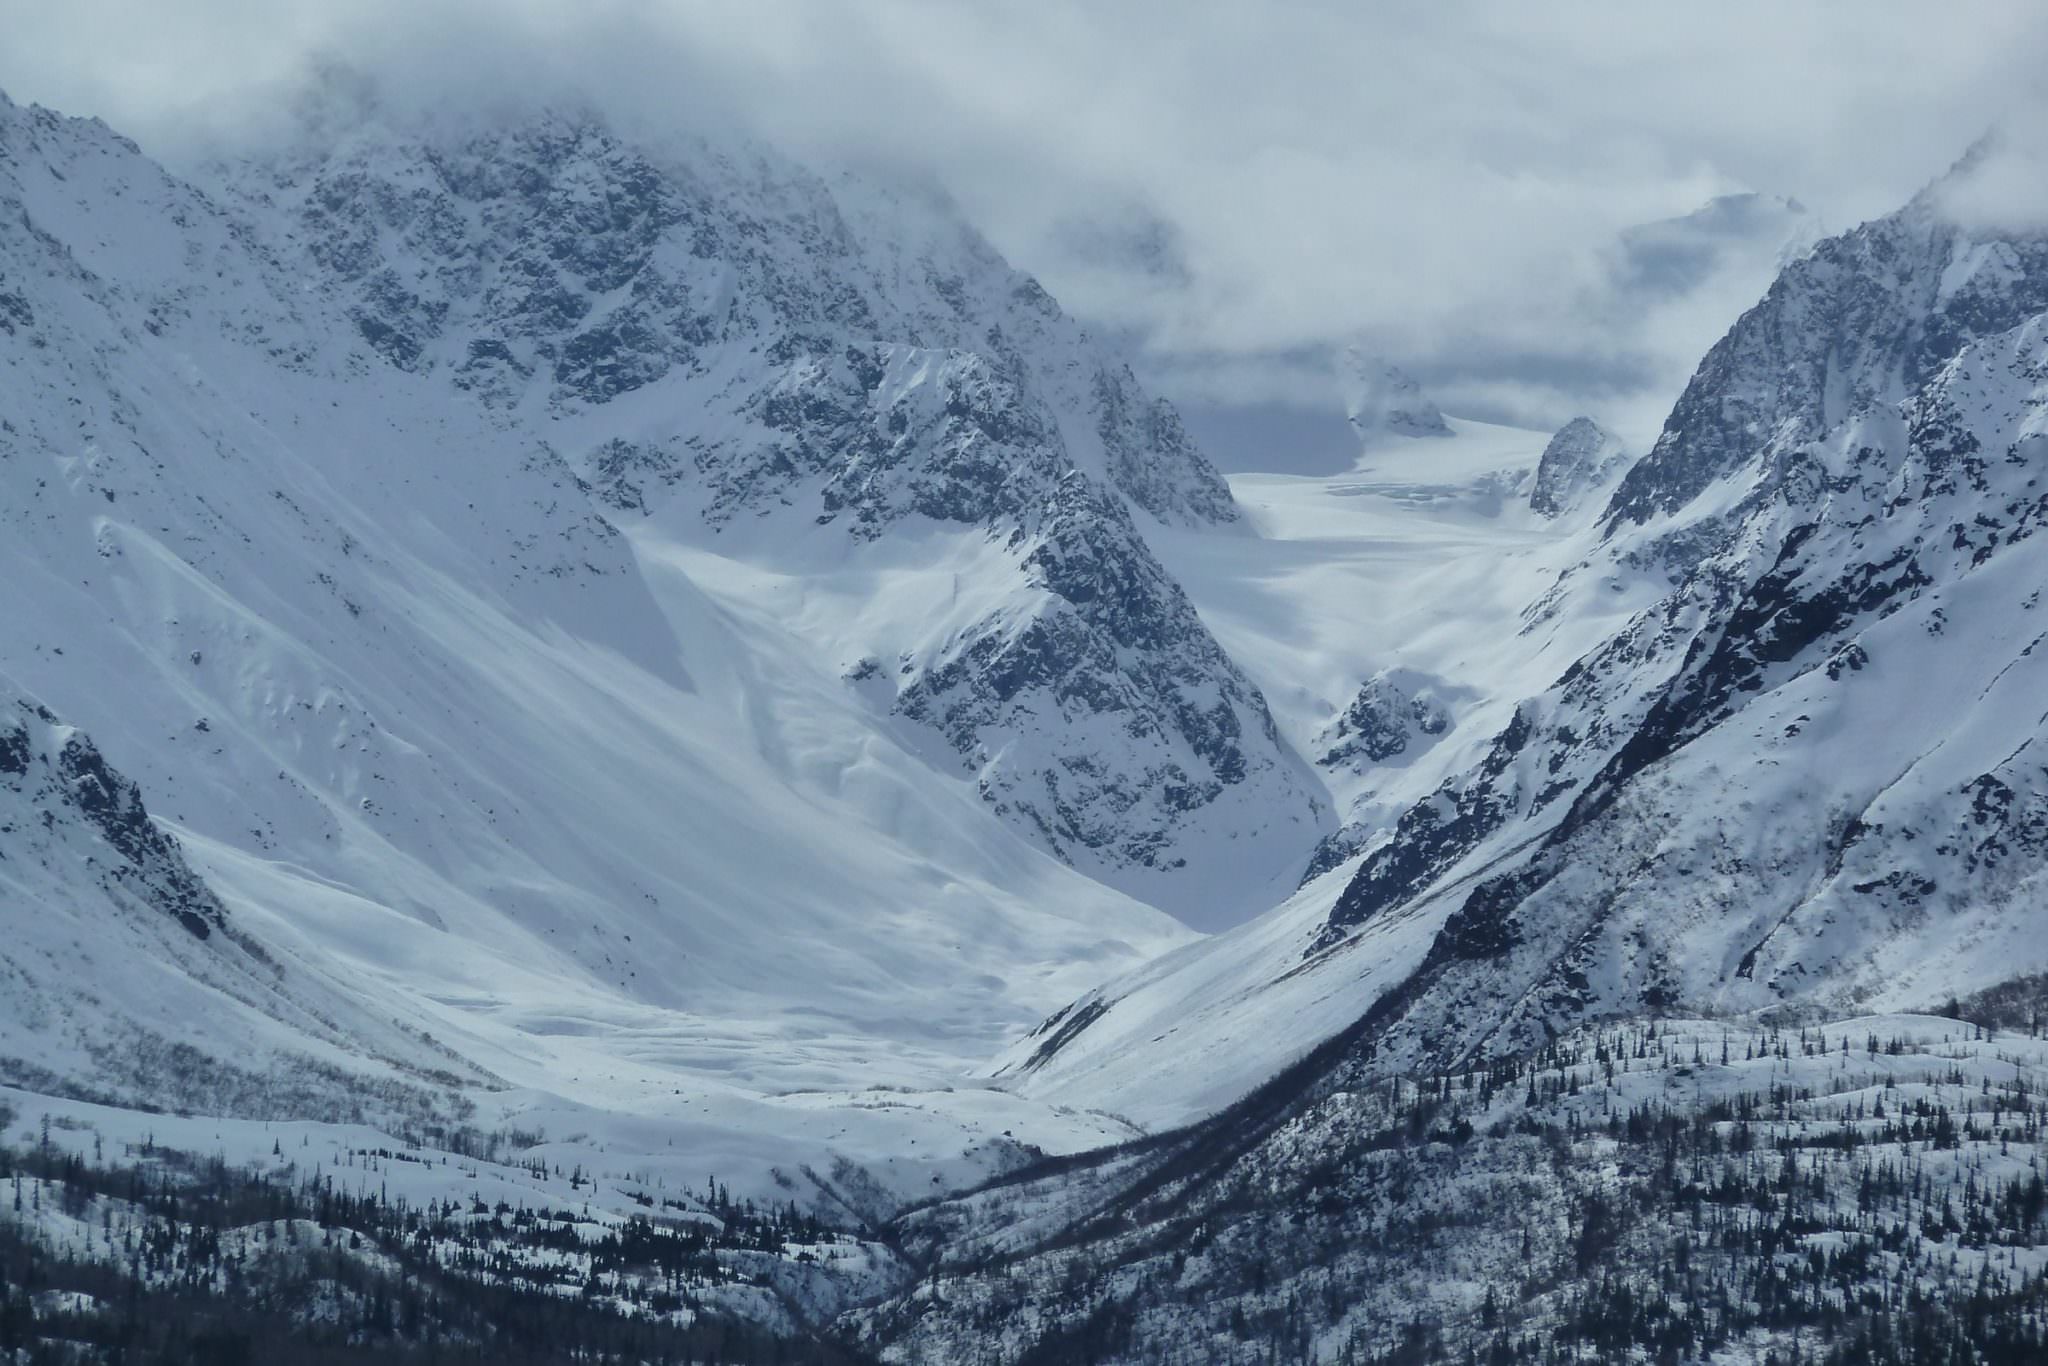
<box><xmin>0</xmin><ymin>686</ymin><xmax>489</xmax><ymax>1124</ymax></box>
<box><xmin>1010</xmin><ymin>144</ymin><xmax>2048</xmax><ymax>1128</ymax></box>
<box><xmin>871</xmin><ymin>1013</ymin><xmax>2048</xmax><ymax>1362</ymax></box>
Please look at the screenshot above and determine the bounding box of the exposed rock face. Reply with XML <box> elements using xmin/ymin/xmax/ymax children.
<box><xmin>231</xmin><ymin>106</ymin><xmax>1238</xmax><ymax>528</ymax></box>
<box><xmin>0</xmin><ymin>695</ymin><xmax>227</xmax><ymax>940</ymax></box>
<box><xmin>1604</xmin><ymin>152</ymin><xmax>2048</xmax><ymax>541</ymax></box>
<box><xmin>894</xmin><ymin>475</ymin><xmax>1303</xmax><ymax>879</ymax></box>
<box><xmin>1528</xmin><ymin>416</ymin><xmax>1628</xmax><ymax>518</ymax></box>
<box><xmin>1308</xmin><ymin>701</ymin><xmax>1536</xmax><ymax>956</ymax></box>
<box><xmin>1316</xmin><ymin>672</ymin><xmax>1451</xmax><ymax>770</ymax></box>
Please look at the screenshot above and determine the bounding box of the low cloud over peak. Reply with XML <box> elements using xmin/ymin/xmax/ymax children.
<box><xmin>4</xmin><ymin>0</ymin><xmax>2042</xmax><ymax>441</ymax></box>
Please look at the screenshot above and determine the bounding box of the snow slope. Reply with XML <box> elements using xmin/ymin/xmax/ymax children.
<box><xmin>1009</xmin><ymin>145</ymin><xmax>2048</xmax><ymax>1125</ymax></box>
<box><xmin>0</xmin><ymin>685</ymin><xmax>488</xmax><ymax>1125</ymax></box>
<box><xmin>881</xmin><ymin>1012</ymin><xmax>2048</xmax><ymax>1363</ymax></box>
<box><xmin>993</xmin><ymin>418</ymin><xmax>1642</xmax><ymax>1122</ymax></box>
<box><xmin>0</xmin><ymin>85</ymin><xmax>1261</xmax><ymax>1200</ymax></box>
<box><xmin>202</xmin><ymin>85</ymin><xmax>1326</xmax><ymax>919</ymax></box>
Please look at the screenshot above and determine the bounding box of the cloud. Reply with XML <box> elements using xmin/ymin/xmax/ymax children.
<box><xmin>2</xmin><ymin>0</ymin><xmax>2042</xmax><ymax>439</ymax></box>
<box><xmin>1931</xmin><ymin>118</ymin><xmax>2048</xmax><ymax>236</ymax></box>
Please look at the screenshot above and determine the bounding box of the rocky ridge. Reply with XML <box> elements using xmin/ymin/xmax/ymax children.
<box><xmin>1528</xmin><ymin>415</ymin><xmax>1629</xmax><ymax>518</ymax></box>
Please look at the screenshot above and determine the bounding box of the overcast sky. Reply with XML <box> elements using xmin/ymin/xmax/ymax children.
<box><xmin>4</xmin><ymin>1</ymin><xmax>2043</xmax><ymax>443</ymax></box>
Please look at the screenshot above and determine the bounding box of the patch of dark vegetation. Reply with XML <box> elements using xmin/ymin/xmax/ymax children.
<box><xmin>0</xmin><ymin>1134</ymin><xmax>875</xmax><ymax>1365</ymax></box>
<box><xmin>1015</xmin><ymin>999</ymin><xmax>1110</xmax><ymax>1074</ymax></box>
<box><xmin>865</xmin><ymin>1020</ymin><xmax>2048</xmax><ymax>1364</ymax></box>
<box><xmin>1953</xmin><ymin>973</ymin><xmax>2048</xmax><ymax>1035</ymax></box>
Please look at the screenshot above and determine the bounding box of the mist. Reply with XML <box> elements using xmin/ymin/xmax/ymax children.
<box><xmin>3</xmin><ymin>0</ymin><xmax>2042</xmax><ymax>443</ymax></box>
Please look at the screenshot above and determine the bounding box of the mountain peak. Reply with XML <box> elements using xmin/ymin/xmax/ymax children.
<box><xmin>1529</xmin><ymin>416</ymin><xmax>1627</xmax><ymax>518</ymax></box>
<box><xmin>1339</xmin><ymin>348</ymin><xmax>1451</xmax><ymax>443</ymax></box>
<box><xmin>1603</xmin><ymin>152</ymin><xmax>2048</xmax><ymax>534</ymax></box>
<box><xmin>1919</xmin><ymin>125</ymin><xmax>2048</xmax><ymax>238</ymax></box>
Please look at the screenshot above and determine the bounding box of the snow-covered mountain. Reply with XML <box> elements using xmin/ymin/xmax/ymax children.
<box><xmin>9</xmin><ymin>69</ymin><xmax>2048</xmax><ymax>1363</ymax></box>
<box><xmin>1005</xmin><ymin>142</ymin><xmax>2048</xmax><ymax>1127</ymax></box>
<box><xmin>195</xmin><ymin>91</ymin><xmax>1326</xmax><ymax>917</ymax></box>
<box><xmin>0</xmin><ymin>78</ymin><xmax>1345</xmax><ymax>1180</ymax></box>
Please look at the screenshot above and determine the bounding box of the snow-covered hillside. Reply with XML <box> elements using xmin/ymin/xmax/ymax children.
<box><xmin>1008</xmin><ymin>142</ymin><xmax>2048</xmax><ymax>1126</ymax></box>
<box><xmin>0</xmin><ymin>80</ymin><xmax>1330</xmax><ymax>1204</ymax></box>
<box><xmin>876</xmin><ymin>1013</ymin><xmax>2048</xmax><ymax>1362</ymax></box>
<box><xmin>0</xmin><ymin>686</ymin><xmax>488</xmax><ymax>1124</ymax></box>
<box><xmin>995</xmin><ymin>416</ymin><xmax>1642</xmax><ymax>1124</ymax></box>
<box><xmin>201</xmin><ymin>87</ymin><xmax>1326</xmax><ymax>918</ymax></box>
